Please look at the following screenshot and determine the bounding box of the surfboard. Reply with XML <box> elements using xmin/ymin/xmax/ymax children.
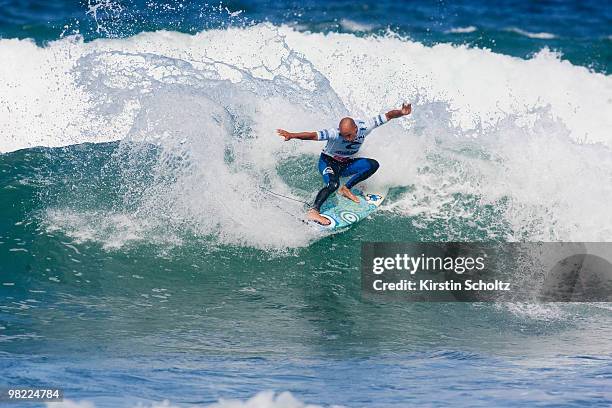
<box><xmin>317</xmin><ymin>188</ymin><xmax>385</xmax><ymax>230</ymax></box>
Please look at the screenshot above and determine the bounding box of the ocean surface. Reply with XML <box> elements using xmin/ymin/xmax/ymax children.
<box><xmin>1</xmin><ymin>0</ymin><xmax>611</xmax><ymax>407</ymax></box>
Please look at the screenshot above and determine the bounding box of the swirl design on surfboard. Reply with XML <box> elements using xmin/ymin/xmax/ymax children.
<box><xmin>340</xmin><ymin>211</ymin><xmax>359</xmax><ymax>223</ymax></box>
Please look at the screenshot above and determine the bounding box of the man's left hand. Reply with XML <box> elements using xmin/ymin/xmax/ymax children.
<box><xmin>401</xmin><ymin>103</ymin><xmax>412</xmax><ymax>116</ymax></box>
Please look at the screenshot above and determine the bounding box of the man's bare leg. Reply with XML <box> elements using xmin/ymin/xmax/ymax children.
<box><xmin>338</xmin><ymin>185</ymin><xmax>360</xmax><ymax>203</ymax></box>
<box><xmin>307</xmin><ymin>208</ymin><xmax>331</xmax><ymax>225</ymax></box>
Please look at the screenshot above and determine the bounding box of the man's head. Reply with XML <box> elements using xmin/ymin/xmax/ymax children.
<box><xmin>339</xmin><ymin>117</ymin><xmax>358</xmax><ymax>141</ymax></box>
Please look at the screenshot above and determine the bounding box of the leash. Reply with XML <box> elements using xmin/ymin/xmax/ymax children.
<box><xmin>258</xmin><ymin>185</ymin><xmax>310</xmax><ymax>206</ymax></box>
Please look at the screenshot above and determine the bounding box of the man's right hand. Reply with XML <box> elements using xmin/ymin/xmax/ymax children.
<box><xmin>276</xmin><ymin>129</ymin><xmax>318</xmax><ymax>141</ymax></box>
<box><xmin>276</xmin><ymin>129</ymin><xmax>292</xmax><ymax>141</ymax></box>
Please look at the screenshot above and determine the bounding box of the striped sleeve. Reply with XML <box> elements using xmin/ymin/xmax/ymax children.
<box><xmin>373</xmin><ymin>113</ymin><xmax>389</xmax><ymax>127</ymax></box>
<box><xmin>316</xmin><ymin>128</ymin><xmax>338</xmax><ymax>141</ymax></box>
<box><xmin>364</xmin><ymin>113</ymin><xmax>389</xmax><ymax>131</ymax></box>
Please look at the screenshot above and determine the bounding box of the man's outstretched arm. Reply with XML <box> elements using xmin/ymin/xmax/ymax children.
<box><xmin>384</xmin><ymin>102</ymin><xmax>412</xmax><ymax>121</ymax></box>
<box><xmin>276</xmin><ymin>129</ymin><xmax>318</xmax><ymax>141</ymax></box>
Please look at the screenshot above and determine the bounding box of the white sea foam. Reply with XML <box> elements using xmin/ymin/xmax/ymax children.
<box><xmin>45</xmin><ymin>209</ymin><xmax>183</xmax><ymax>250</ymax></box>
<box><xmin>445</xmin><ymin>26</ymin><xmax>477</xmax><ymax>34</ymax></box>
<box><xmin>46</xmin><ymin>391</ymin><xmax>336</xmax><ymax>408</ymax></box>
<box><xmin>339</xmin><ymin>19</ymin><xmax>375</xmax><ymax>33</ymax></box>
<box><xmin>506</xmin><ymin>27</ymin><xmax>556</xmax><ymax>39</ymax></box>
<box><xmin>1</xmin><ymin>26</ymin><xmax>607</xmax><ymax>150</ymax></box>
<box><xmin>2</xmin><ymin>24</ymin><xmax>611</xmax><ymax>248</ymax></box>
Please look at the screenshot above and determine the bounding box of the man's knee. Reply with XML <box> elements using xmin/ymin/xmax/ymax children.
<box><xmin>369</xmin><ymin>159</ymin><xmax>380</xmax><ymax>172</ymax></box>
<box><xmin>328</xmin><ymin>179</ymin><xmax>340</xmax><ymax>191</ymax></box>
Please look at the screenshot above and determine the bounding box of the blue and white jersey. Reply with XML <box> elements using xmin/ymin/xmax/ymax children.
<box><xmin>316</xmin><ymin>114</ymin><xmax>388</xmax><ymax>160</ymax></box>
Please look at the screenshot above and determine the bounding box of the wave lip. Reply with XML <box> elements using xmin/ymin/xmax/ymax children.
<box><xmin>506</xmin><ymin>27</ymin><xmax>556</xmax><ymax>39</ymax></box>
<box><xmin>0</xmin><ymin>24</ymin><xmax>609</xmax><ymax>155</ymax></box>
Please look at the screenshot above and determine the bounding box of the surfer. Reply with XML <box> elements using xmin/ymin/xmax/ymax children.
<box><xmin>277</xmin><ymin>103</ymin><xmax>412</xmax><ymax>225</ymax></box>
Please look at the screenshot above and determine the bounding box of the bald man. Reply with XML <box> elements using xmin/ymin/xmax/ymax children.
<box><xmin>277</xmin><ymin>103</ymin><xmax>412</xmax><ymax>225</ymax></box>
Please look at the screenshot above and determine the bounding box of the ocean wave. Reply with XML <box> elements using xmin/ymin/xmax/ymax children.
<box><xmin>2</xmin><ymin>24</ymin><xmax>611</xmax><ymax>249</ymax></box>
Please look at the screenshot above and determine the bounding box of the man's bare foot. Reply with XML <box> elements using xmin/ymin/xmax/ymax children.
<box><xmin>307</xmin><ymin>208</ymin><xmax>331</xmax><ymax>225</ymax></box>
<box><xmin>338</xmin><ymin>185</ymin><xmax>360</xmax><ymax>203</ymax></box>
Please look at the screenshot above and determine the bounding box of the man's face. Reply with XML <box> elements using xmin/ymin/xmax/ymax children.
<box><xmin>339</xmin><ymin>123</ymin><xmax>358</xmax><ymax>141</ymax></box>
